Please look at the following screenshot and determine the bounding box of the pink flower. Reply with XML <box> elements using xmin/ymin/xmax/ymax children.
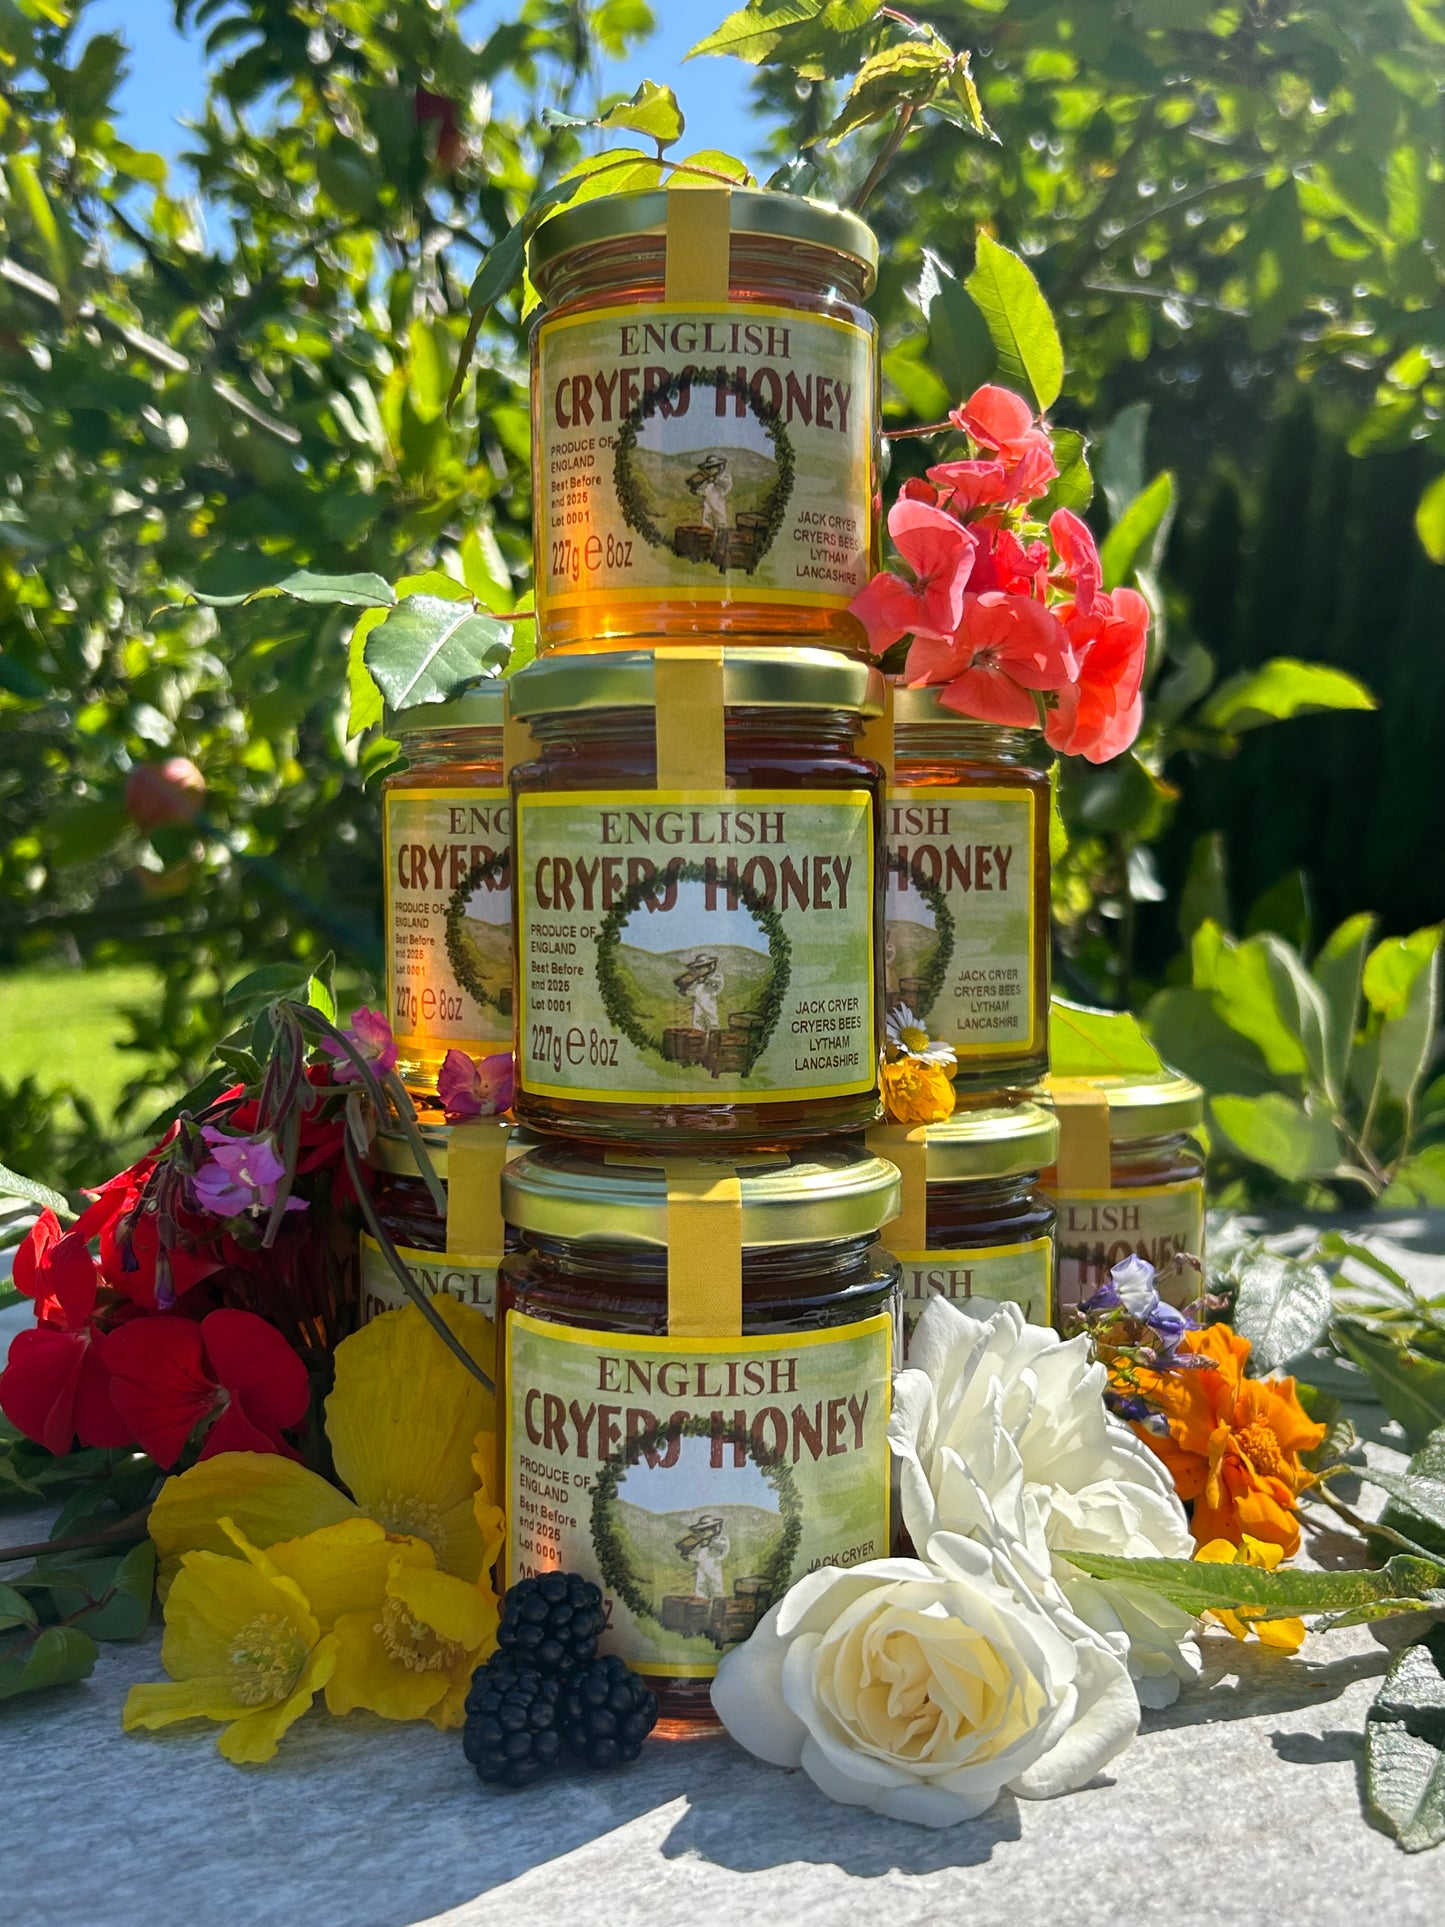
<box><xmin>950</xmin><ymin>384</ymin><xmax>1038</xmax><ymax>462</ymax></box>
<box><xmin>907</xmin><ymin>592</ymin><xmax>1077</xmax><ymax>729</ymax></box>
<box><xmin>849</xmin><ymin>499</ymin><xmax>977</xmax><ymax>655</ymax></box>
<box><xmin>968</xmin><ymin>524</ymin><xmax>1050</xmax><ymax>600</ymax></box>
<box><xmin>924</xmin><ymin>458</ymin><xmax>1011</xmax><ymax>515</ymax></box>
<box><xmin>191</xmin><ymin>1128</ymin><xmax>305</xmax><ymax>1220</ymax></box>
<box><xmin>438</xmin><ymin>1049</ymin><xmax>515</xmax><ymax>1122</ymax></box>
<box><xmin>1049</xmin><ymin>508</ymin><xmax>1102</xmax><ymax>617</ymax></box>
<box><xmin>998</xmin><ymin>429</ymin><xmax>1058</xmax><ymax>504</ymax></box>
<box><xmin>320</xmin><ymin>1007</ymin><xmax>398</xmax><ymax>1083</ymax></box>
<box><xmin>1044</xmin><ymin>587</ymin><xmax>1150</xmax><ymax>763</ymax></box>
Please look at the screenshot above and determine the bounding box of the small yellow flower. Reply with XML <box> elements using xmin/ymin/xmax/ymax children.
<box><xmin>1196</xmin><ymin>1535</ymin><xmax>1307</xmax><ymax>1653</ymax></box>
<box><xmin>326</xmin><ymin>1550</ymin><xmax>499</xmax><ymax>1730</ymax></box>
<box><xmin>123</xmin><ymin>1520</ymin><xmax>338</xmax><ymax>1763</ymax></box>
<box><xmin>881</xmin><ymin>1056</ymin><xmax>957</xmax><ymax>1126</ymax></box>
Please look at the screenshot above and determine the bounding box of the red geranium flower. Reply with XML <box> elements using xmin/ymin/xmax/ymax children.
<box><xmin>849</xmin><ymin>499</ymin><xmax>977</xmax><ymax>654</ymax></box>
<box><xmin>907</xmin><ymin>592</ymin><xmax>1077</xmax><ymax>728</ymax></box>
<box><xmin>950</xmin><ymin>384</ymin><xmax>1038</xmax><ymax>462</ymax></box>
<box><xmin>0</xmin><ymin>1323</ymin><xmax>132</xmax><ymax>1455</ymax></box>
<box><xmin>103</xmin><ymin>1308</ymin><xmax>309</xmax><ymax>1468</ymax></box>
<box><xmin>1049</xmin><ymin>508</ymin><xmax>1102</xmax><ymax>616</ymax></box>
<box><xmin>967</xmin><ymin>523</ymin><xmax>1051</xmax><ymax>600</ymax></box>
<box><xmin>1044</xmin><ymin>587</ymin><xmax>1150</xmax><ymax>763</ymax></box>
<box><xmin>924</xmin><ymin>457</ymin><xmax>1011</xmax><ymax>515</ymax></box>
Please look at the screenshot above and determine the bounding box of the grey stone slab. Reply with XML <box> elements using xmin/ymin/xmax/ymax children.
<box><xmin>4</xmin><ymin>1227</ymin><xmax>1445</xmax><ymax>1926</ymax></box>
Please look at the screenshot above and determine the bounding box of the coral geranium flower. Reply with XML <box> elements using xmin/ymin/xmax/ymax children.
<box><xmin>907</xmin><ymin>591</ymin><xmax>1076</xmax><ymax>728</ymax></box>
<box><xmin>146</xmin><ymin>1298</ymin><xmax>502</xmax><ymax>1587</ymax></box>
<box><xmin>1129</xmin><ymin>1323</ymin><xmax>1326</xmax><ymax>1558</ymax></box>
<box><xmin>1044</xmin><ymin>587</ymin><xmax>1150</xmax><ymax>764</ymax></box>
<box><xmin>123</xmin><ymin>1521</ymin><xmax>338</xmax><ymax>1763</ymax></box>
<box><xmin>848</xmin><ymin>498</ymin><xmax>977</xmax><ymax>654</ymax></box>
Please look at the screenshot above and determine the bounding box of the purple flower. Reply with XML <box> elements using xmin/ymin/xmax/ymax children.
<box><xmin>1080</xmin><ymin>1279</ymin><xmax>1122</xmax><ymax>1317</ymax></box>
<box><xmin>1109</xmin><ymin>1254</ymin><xmax>1160</xmax><ymax>1319</ymax></box>
<box><xmin>1148</xmin><ymin>1300</ymin><xmax>1189</xmax><ymax>1347</ymax></box>
<box><xmin>320</xmin><ymin>1007</ymin><xmax>398</xmax><ymax>1083</ymax></box>
<box><xmin>191</xmin><ymin>1128</ymin><xmax>306</xmax><ymax>1220</ymax></box>
<box><xmin>438</xmin><ymin>1048</ymin><xmax>514</xmax><ymax>1122</ymax></box>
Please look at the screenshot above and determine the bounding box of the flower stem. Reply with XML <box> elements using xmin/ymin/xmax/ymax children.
<box><xmin>0</xmin><ymin>1507</ymin><xmax>152</xmax><ymax>1565</ymax></box>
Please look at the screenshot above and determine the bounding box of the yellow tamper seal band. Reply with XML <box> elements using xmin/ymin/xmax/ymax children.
<box><xmin>654</xmin><ymin>646</ymin><xmax>727</xmax><ymax>792</ymax></box>
<box><xmin>857</xmin><ymin>676</ymin><xmax>895</xmax><ymax>786</ymax></box>
<box><xmin>1050</xmin><ymin>1081</ymin><xmax>1113</xmax><ymax>1192</ymax></box>
<box><xmin>664</xmin><ymin>184</ymin><xmax>732</xmax><ymax>305</ymax></box>
<box><xmin>664</xmin><ymin>1161</ymin><xmax>744</xmax><ymax>1338</ymax></box>
<box><xmin>444</xmin><ymin>1118</ymin><xmax>512</xmax><ymax>1257</ymax></box>
<box><xmin>502</xmin><ymin>679</ymin><xmax>536</xmax><ymax>779</ymax></box>
<box><xmin>867</xmin><ymin>1122</ymin><xmax>928</xmax><ymax>1252</ymax></box>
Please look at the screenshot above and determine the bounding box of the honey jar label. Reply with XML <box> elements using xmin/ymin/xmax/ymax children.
<box><xmin>1052</xmin><ymin>1180</ymin><xmax>1206</xmax><ymax>1319</ymax></box>
<box><xmin>383</xmin><ymin>787</ymin><xmax>513</xmax><ymax>1060</ymax></box>
<box><xmin>886</xmin><ymin>786</ymin><xmax>1037</xmax><ymax>1058</ymax></box>
<box><xmin>535</xmin><ymin>304</ymin><xmax>874</xmax><ymax>616</ymax></box>
<box><xmin>503</xmin><ymin>1309</ymin><xmax>893</xmax><ymax>1679</ymax></box>
<box><xmin>515</xmin><ymin>788</ymin><xmax>876</xmax><ymax>1106</ymax></box>
<box><xmin>359</xmin><ymin>1235</ymin><xmax>499</xmax><ymax>1325</ymax></box>
<box><xmin>893</xmin><ymin>1236</ymin><xmax>1053</xmax><ymax>1341</ymax></box>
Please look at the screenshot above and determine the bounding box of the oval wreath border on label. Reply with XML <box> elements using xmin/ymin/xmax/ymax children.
<box><xmin>444</xmin><ymin>846</ymin><xmax>515</xmax><ymax>1017</ymax></box>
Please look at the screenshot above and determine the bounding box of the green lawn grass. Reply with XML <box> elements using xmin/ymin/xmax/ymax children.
<box><xmin>0</xmin><ymin>965</ymin><xmax>166</xmax><ymax>1129</ymax></box>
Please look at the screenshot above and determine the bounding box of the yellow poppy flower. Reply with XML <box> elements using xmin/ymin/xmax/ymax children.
<box><xmin>1196</xmin><ymin>1536</ymin><xmax>1307</xmax><ymax>1653</ymax></box>
<box><xmin>327</xmin><ymin>1550</ymin><xmax>499</xmax><ymax>1730</ymax></box>
<box><xmin>123</xmin><ymin>1520</ymin><xmax>338</xmax><ymax>1763</ymax></box>
<box><xmin>148</xmin><ymin>1299</ymin><xmax>502</xmax><ymax>1585</ymax></box>
<box><xmin>880</xmin><ymin>1057</ymin><xmax>956</xmax><ymax>1126</ymax></box>
<box><xmin>325</xmin><ymin>1297</ymin><xmax>497</xmax><ymax>1579</ymax></box>
<box><xmin>264</xmin><ymin>1517</ymin><xmax>435</xmax><ymax>1628</ymax></box>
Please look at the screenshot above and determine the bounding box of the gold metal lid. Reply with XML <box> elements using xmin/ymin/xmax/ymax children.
<box><xmin>1040</xmin><ymin>1072</ymin><xmax>1205</xmax><ymax>1142</ymax></box>
<box><xmin>528</xmin><ymin>188</ymin><xmax>879</xmax><ymax>294</ymax></box>
<box><xmin>502</xmin><ymin>1142</ymin><xmax>901</xmax><ymax>1249</ymax></box>
<box><xmin>393</xmin><ymin>680</ymin><xmax>506</xmax><ymax>735</ymax></box>
<box><xmin>920</xmin><ymin>1102</ymin><xmax>1059</xmax><ymax>1182</ymax></box>
<box><xmin>367</xmin><ymin>1118</ymin><xmax>530</xmax><ymax>1183</ymax></box>
<box><xmin>507</xmin><ymin>648</ymin><xmax>884</xmax><ymax>721</ymax></box>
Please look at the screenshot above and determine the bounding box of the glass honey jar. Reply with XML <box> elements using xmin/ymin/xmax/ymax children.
<box><xmin>361</xmin><ymin>1120</ymin><xmax>524</xmax><ymax>1324</ymax></box>
<box><xmin>507</xmin><ymin>647</ymin><xmax>886</xmax><ymax>1149</ymax></box>
<box><xmin>871</xmin><ymin>1101</ymin><xmax>1058</xmax><ymax>1345</ymax></box>
<box><xmin>526</xmin><ymin>187</ymin><xmax>880</xmax><ymax>652</ymax></box>
<box><xmin>496</xmin><ymin>1140</ymin><xmax>902</xmax><ymax>1719</ymax></box>
<box><xmin>382</xmin><ymin>686</ymin><xmax>513</xmax><ymax>1103</ymax></box>
<box><xmin>1041</xmin><ymin>1072</ymin><xmax>1207</xmax><ymax>1323</ymax></box>
<box><xmin>886</xmin><ymin>686</ymin><xmax>1053</xmax><ymax>1090</ymax></box>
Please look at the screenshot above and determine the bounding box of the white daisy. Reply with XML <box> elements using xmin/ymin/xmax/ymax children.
<box><xmin>885</xmin><ymin>1003</ymin><xmax>958</xmax><ymax>1068</ymax></box>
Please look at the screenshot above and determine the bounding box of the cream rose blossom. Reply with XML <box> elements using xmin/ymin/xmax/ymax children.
<box><xmin>710</xmin><ymin>1529</ymin><xmax>1138</xmax><ymax>1828</ymax></box>
<box><xmin>890</xmin><ymin>1297</ymin><xmax>1201</xmax><ymax>1708</ymax></box>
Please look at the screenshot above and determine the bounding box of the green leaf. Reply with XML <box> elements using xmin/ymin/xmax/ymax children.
<box><xmin>1049</xmin><ymin>998</ymin><xmax>1166</xmax><ymax>1077</ymax></box>
<box><xmin>1246</xmin><ymin>872</ymin><xmax>1312</xmax><ymax>953</ymax></box>
<box><xmin>916</xmin><ymin>249</ymin><xmax>995</xmax><ymax>402</ymax></box>
<box><xmin>1038</xmin><ymin>428</ymin><xmax>1094</xmax><ymax>515</ymax></box>
<box><xmin>1198</xmin><ymin>658</ymin><xmax>1377</xmax><ymax>734</ymax></box>
<box><xmin>1145</xmin><ymin>986</ymin><xmax>1278</xmax><ymax>1097</ymax></box>
<box><xmin>1229</xmin><ymin>1249</ymin><xmax>1334</xmax><ymax>1371</ymax></box>
<box><xmin>0</xmin><ymin>1583</ymin><xmax>39</xmax><ymax>1633</ymax></box>
<box><xmin>1097</xmin><ymin>401</ymin><xmax>1150</xmax><ymax>523</ymax></box>
<box><xmin>1384</xmin><ymin>1148</ymin><xmax>1445</xmax><ymax>1208</ymax></box>
<box><xmin>363</xmin><ymin>596</ymin><xmax>510</xmax><ymax>710</ymax></box>
<box><xmin>1178</xmin><ymin>832</ymin><xmax>1230</xmax><ymax>945</ymax></box>
<box><xmin>1416</xmin><ymin>471</ymin><xmax>1445</xmax><ymax>564</ymax></box>
<box><xmin>817</xmin><ymin>40</ymin><xmax>952</xmax><ymax>145</ymax></box>
<box><xmin>0</xmin><ymin>1625</ymin><xmax>98</xmax><ymax>1700</ymax></box>
<box><xmin>965</xmin><ymin>232</ymin><xmax>1064</xmax><ymax>413</ymax></box>
<box><xmin>1314</xmin><ymin>913</ymin><xmax>1376</xmax><ymax>1094</ymax></box>
<box><xmin>686</xmin><ymin>0</ymin><xmax>881</xmax><ymax>72</ymax></box>
<box><xmin>1360</xmin><ymin>1468</ymin><xmax>1445</xmax><ymax>1542</ymax></box>
<box><xmin>1334</xmin><ymin>1318</ymin><xmax>1445</xmax><ymax>1451</ymax></box>
<box><xmin>0</xmin><ymin>1160</ymin><xmax>72</xmax><ymax>1218</ymax></box>
<box><xmin>346</xmin><ymin>607</ymin><xmax>386</xmax><ymax>740</ymax></box>
<box><xmin>6</xmin><ymin>154</ymin><xmax>68</xmax><ymax>291</ymax></box>
<box><xmin>222</xmin><ymin>962</ymin><xmax>313</xmax><ymax>1009</ymax></box>
<box><xmin>600</xmin><ymin>80</ymin><xmax>685</xmax><ymax>146</ymax></box>
<box><xmin>1363</xmin><ymin>926</ymin><xmax>1442</xmax><ymax>1112</ymax></box>
<box><xmin>1100</xmin><ymin>471</ymin><xmax>1174</xmax><ymax>590</ymax></box>
<box><xmin>1064</xmin><ymin>1549</ymin><xmax>1445</xmax><ymax>1620</ymax></box>
<box><xmin>1367</xmin><ymin>1642</ymin><xmax>1445</xmax><ymax>1852</ymax></box>
<box><xmin>191</xmin><ymin>569</ymin><xmax>395</xmax><ymax>611</ymax></box>
<box><xmin>27</xmin><ymin>1542</ymin><xmax>155</xmax><ymax>1641</ymax></box>
<box><xmin>1191</xmin><ymin>923</ymin><xmax>1328</xmax><ymax>1086</ymax></box>
<box><xmin>1210</xmin><ymin>1092</ymin><xmax>1345</xmax><ymax>1182</ymax></box>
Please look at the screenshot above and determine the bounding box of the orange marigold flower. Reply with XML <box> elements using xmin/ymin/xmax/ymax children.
<box><xmin>880</xmin><ymin>1057</ymin><xmax>956</xmax><ymax>1126</ymax></box>
<box><xmin>1128</xmin><ymin>1322</ymin><xmax>1326</xmax><ymax>1558</ymax></box>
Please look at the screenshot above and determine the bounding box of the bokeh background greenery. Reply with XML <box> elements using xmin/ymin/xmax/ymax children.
<box><xmin>1</xmin><ymin>0</ymin><xmax>1442</xmax><ymax>1195</ymax></box>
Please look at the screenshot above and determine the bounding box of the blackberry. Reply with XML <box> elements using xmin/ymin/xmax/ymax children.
<box><xmin>496</xmin><ymin>1570</ymin><xmax>606</xmax><ymax>1676</ymax></box>
<box><xmin>558</xmin><ymin>1655</ymin><xmax>659</xmax><ymax>1770</ymax></box>
<box><xmin>462</xmin><ymin>1657</ymin><xmax>562</xmax><ymax>1788</ymax></box>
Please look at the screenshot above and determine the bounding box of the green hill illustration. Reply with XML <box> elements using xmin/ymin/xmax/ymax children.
<box><xmin>448</xmin><ymin>910</ymin><xmax>513</xmax><ymax>1015</ymax></box>
<box><xmin>629</xmin><ymin>445</ymin><xmax>778</xmax><ymax>537</ymax></box>
<box><xmin>886</xmin><ymin>915</ymin><xmax>938</xmax><ymax>980</ymax></box>
<box><xmin>611</xmin><ymin>1497</ymin><xmax>787</xmax><ymax>1608</ymax></box>
<box><xmin>611</xmin><ymin>941</ymin><xmax>773</xmax><ymax>1056</ymax></box>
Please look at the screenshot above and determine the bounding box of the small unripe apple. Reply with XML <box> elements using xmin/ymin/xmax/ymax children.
<box><xmin>125</xmin><ymin>757</ymin><xmax>206</xmax><ymax>832</ymax></box>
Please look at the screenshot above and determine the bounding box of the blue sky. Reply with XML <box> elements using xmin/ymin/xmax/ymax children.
<box><xmin>84</xmin><ymin>0</ymin><xmax>761</xmax><ymax>172</ymax></box>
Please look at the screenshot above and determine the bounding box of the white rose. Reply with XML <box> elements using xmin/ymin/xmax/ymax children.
<box><xmin>710</xmin><ymin>1532</ymin><xmax>1138</xmax><ymax>1828</ymax></box>
<box><xmin>890</xmin><ymin>1297</ymin><xmax>1201</xmax><ymax>1709</ymax></box>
